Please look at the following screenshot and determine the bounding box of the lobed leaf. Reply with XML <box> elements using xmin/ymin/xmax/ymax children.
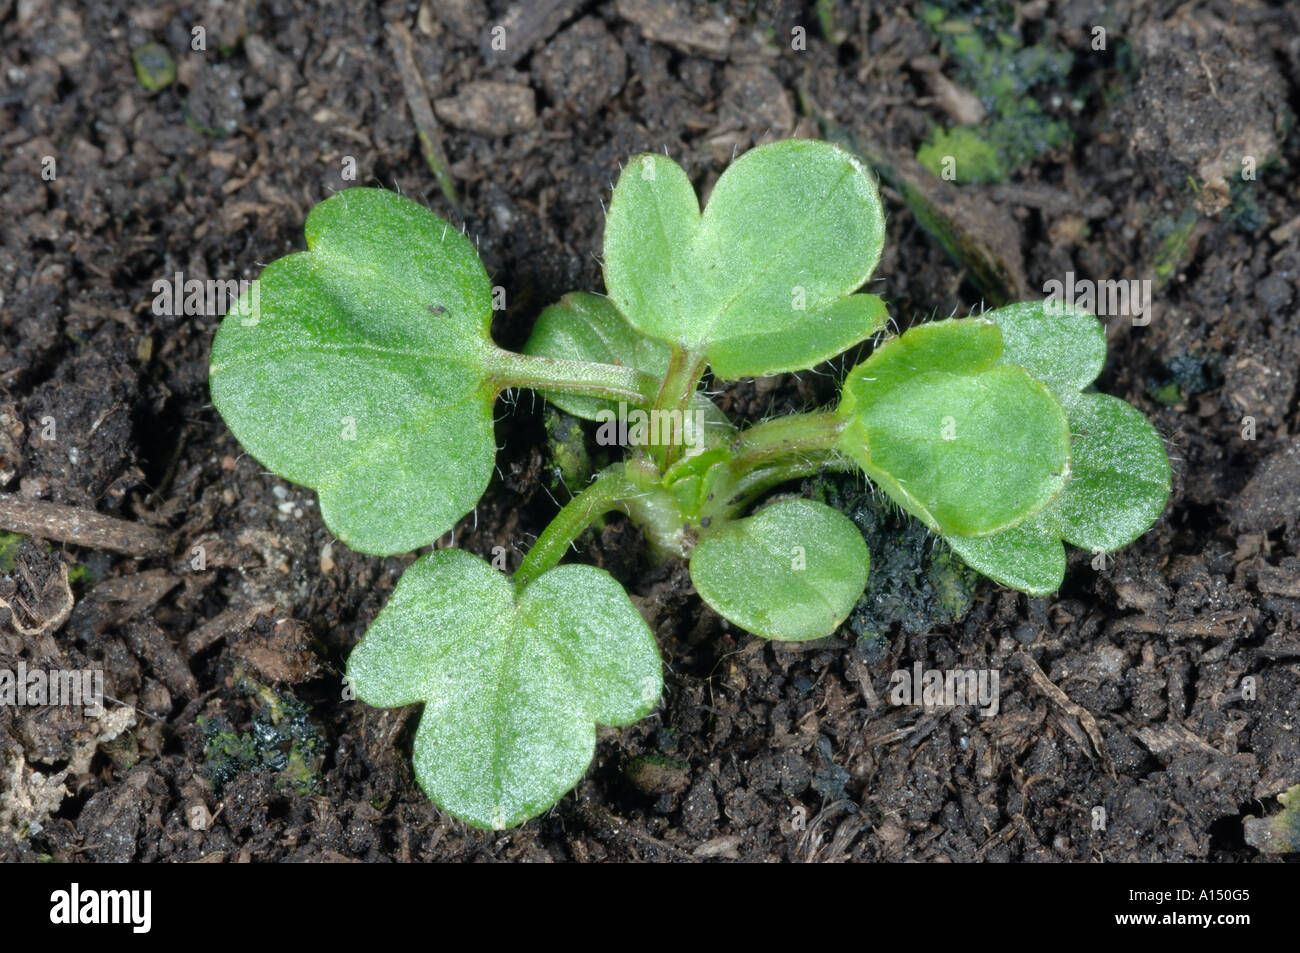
<box><xmin>836</xmin><ymin>319</ymin><xmax>1072</xmax><ymax>537</ymax></box>
<box><xmin>210</xmin><ymin>188</ymin><xmax>498</xmax><ymax>555</ymax></box>
<box><xmin>689</xmin><ymin>498</ymin><xmax>869</xmax><ymax>641</ymax></box>
<box><xmin>603</xmin><ymin>139</ymin><xmax>888</xmax><ymax>379</ymax></box>
<box><xmin>944</xmin><ymin>302</ymin><xmax>1170</xmax><ymax>594</ymax></box>
<box><xmin>346</xmin><ymin>550</ymin><xmax>663</xmax><ymax>829</ymax></box>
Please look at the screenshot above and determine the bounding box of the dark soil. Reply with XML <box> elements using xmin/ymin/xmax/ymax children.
<box><xmin>1</xmin><ymin>0</ymin><xmax>1298</xmax><ymax>862</ymax></box>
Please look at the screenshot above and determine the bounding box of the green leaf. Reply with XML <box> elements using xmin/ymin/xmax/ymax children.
<box><xmin>941</xmin><ymin>517</ymin><xmax>1065</xmax><ymax>596</ymax></box>
<box><xmin>983</xmin><ymin>300</ymin><xmax>1107</xmax><ymax>392</ymax></box>
<box><xmin>1053</xmin><ymin>392</ymin><xmax>1170</xmax><ymax>550</ymax></box>
<box><xmin>603</xmin><ymin>139</ymin><xmax>888</xmax><ymax>379</ymax></box>
<box><xmin>836</xmin><ymin>319</ymin><xmax>1072</xmax><ymax>537</ymax></box>
<box><xmin>346</xmin><ymin>550</ymin><xmax>663</xmax><ymax>829</ymax></box>
<box><xmin>689</xmin><ymin>498</ymin><xmax>869</xmax><ymax>641</ymax></box>
<box><xmin>944</xmin><ymin>302</ymin><xmax>1170</xmax><ymax>595</ymax></box>
<box><xmin>209</xmin><ymin>188</ymin><xmax>498</xmax><ymax>556</ymax></box>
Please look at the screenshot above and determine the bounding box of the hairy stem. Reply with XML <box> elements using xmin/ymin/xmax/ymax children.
<box><xmin>650</xmin><ymin>345</ymin><xmax>709</xmax><ymax>470</ymax></box>
<box><xmin>718</xmin><ymin>456</ymin><xmax>857</xmax><ymax>520</ymax></box>
<box><xmin>513</xmin><ymin>465</ymin><xmax>637</xmax><ymax>587</ymax></box>
<box><xmin>488</xmin><ymin>348</ymin><xmax>659</xmax><ymax>407</ymax></box>
<box><xmin>728</xmin><ymin>410</ymin><xmax>847</xmax><ymax>474</ymax></box>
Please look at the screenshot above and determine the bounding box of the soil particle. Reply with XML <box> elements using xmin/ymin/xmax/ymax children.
<box><xmin>78</xmin><ymin>765</ymin><xmax>158</xmax><ymax>863</ymax></box>
<box><xmin>747</xmin><ymin>750</ymin><xmax>811</xmax><ymax>796</ymax></box>
<box><xmin>229</xmin><ymin>616</ymin><xmax>322</xmax><ymax>685</ymax></box>
<box><xmin>625</xmin><ymin>753</ymin><xmax>690</xmax><ymax>796</ymax></box>
<box><xmin>681</xmin><ymin>775</ymin><xmax>719</xmax><ymax>837</ymax></box>
<box><xmin>19</xmin><ymin>334</ymin><xmax>142</xmax><ymax>509</ymax></box>
<box><xmin>711</xmin><ymin>64</ymin><xmax>797</xmax><ymax>155</ymax></box>
<box><xmin>616</xmin><ymin>0</ymin><xmax>733</xmax><ymax>60</ymax></box>
<box><xmin>1231</xmin><ymin>438</ymin><xmax>1300</xmax><ymax>533</ymax></box>
<box><xmin>1125</xmin><ymin>15</ymin><xmax>1286</xmax><ymax>206</ymax></box>
<box><xmin>533</xmin><ymin>17</ymin><xmax>628</xmax><ymax>116</ymax></box>
<box><xmin>435</xmin><ymin>81</ymin><xmax>538</xmax><ymax>136</ymax></box>
<box><xmin>480</xmin><ymin>0</ymin><xmax>584</xmax><ymax>67</ymax></box>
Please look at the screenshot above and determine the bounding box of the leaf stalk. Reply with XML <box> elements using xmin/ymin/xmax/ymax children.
<box><xmin>488</xmin><ymin>349</ymin><xmax>659</xmax><ymax>408</ymax></box>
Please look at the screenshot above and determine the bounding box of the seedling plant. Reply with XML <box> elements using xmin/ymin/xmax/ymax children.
<box><xmin>209</xmin><ymin>139</ymin><xmax>1170</xmax><ymax>829</ymax></box>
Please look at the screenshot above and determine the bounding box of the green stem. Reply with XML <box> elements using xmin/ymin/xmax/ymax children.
<box><xmin>650</xmin><ymin>345</ymin><xmax>709</xmax><ymax>470</ymax></box>
<box><xmin>693</xmin><ymin>412</ymin><xmax>854</xmax><ymax>524</ymax></box>
<box><xmin>488</xmin><ymin>348</ymin><xmax>658</xmax><ymax>408</ymax></box>
<box><xmin>513</xmin><ymin>466</ymin><xmax>636</xmax><ymax>587</ymax></box>
<box><xmin>728</xmin><ymin>410</ymin><xmax>847</xmax><ymax>473</ymax></box>
<box><xmin>717</xmin><ymin>456</ymin><xmax>856</xmax><ymax>520</ymax></box>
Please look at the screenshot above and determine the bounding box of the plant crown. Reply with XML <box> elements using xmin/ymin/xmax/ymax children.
<box><xmin>209</xmin><ymin>139</ymin><xmax>1170</xmax><ymax>828</ymax></box>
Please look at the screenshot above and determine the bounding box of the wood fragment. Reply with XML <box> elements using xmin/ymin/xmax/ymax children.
<box><xmin>386</xmin><ymin>21</ymin><xmax>461</xmax><ymax>212</ymax></box>
<box><xmin>846</xmin><ymin>657</ymin><xmax>881</xmax><ymax>710</ymax></box>
<box><xmin>986</xmin><ymin>182</ymin><xmax>1113</xmax><ymax>219</ymax></box>
<box><xmin>1135</xmin><ymin>723</ymin><xmax>1224</xmax><ymax>762</ymax></box>
<box><xmin>1106</xmin><ymin>610</ymin><xmax>1257</xmax><ymax>639</ymax></box>
<box><xmin>426</xmin><ymin>0</ymin><xmax>485</xmax><ymax>42</ymax></box>
<box><xmin>0</xmin><ymin>493</ymin><xmax>167</xmax><ymax>557</ymax></box>
<box><xmin>974</xmin><ymin>821</ymin><xmax>1017</xmax><ymax>860</ymax></box>
<box><xmin>910</xmin><ymin>57</ymin><xmax>985</xmax><ymax>125</ymax></box>
<box><xmin>1254</xmin><ymin>563</ymin><xmax>1300</xmax><ymax>598</ymax></box>
<box><xmin>692</xmin><ymin>835</ymin><xmax>742</xmax><ymax>859</ymax></box>
<box><xmin>182</xmin><ymin>603</ymin><xmax>278</xmax><ymax>659</ymax></box>
<box><xmin>65</xmin><ymin>568</ymin><xmax>180</xmax><ymax>641</ymax></box>
<box><xmin>1268</xmin><ymin>213</ymin><xmax>1300</xmax><ymax>244</ymax></box>
<box><xmin>1018</xmin><ymin>651</ymin><xmax>1110</xmax><ymax>769</ymax></box>
<box><xmin>126</xmin><ymin>620</ymin><xmax>199</xmax><ymax>699</ymax></box>
<box><xmin>797</xmin><ymin>799</ymin><xmax>858</xmax><ymax>861</ymax></box>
